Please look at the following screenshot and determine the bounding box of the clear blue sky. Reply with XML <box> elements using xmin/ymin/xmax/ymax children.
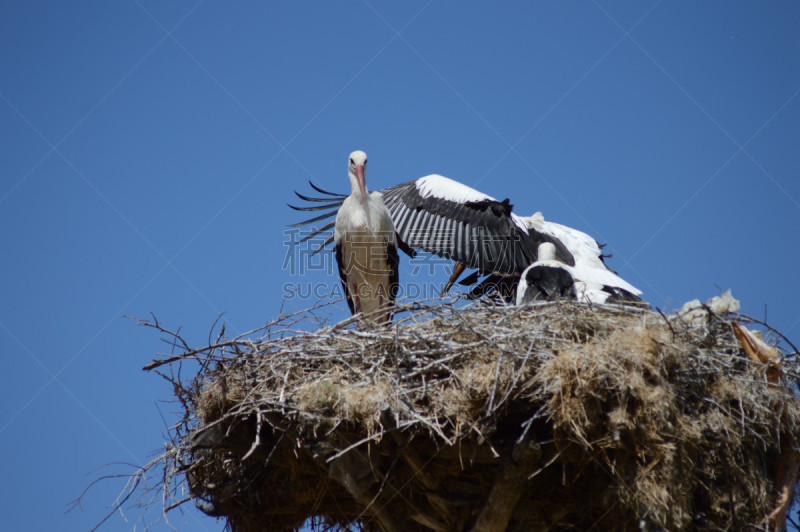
<box><xmin>2</xmin><ymin>2</ymin><xmax>799</xmax><ymax>531</ymax></box>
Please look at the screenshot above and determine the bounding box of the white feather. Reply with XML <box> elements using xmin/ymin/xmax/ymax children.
<box><xmin>416</xmin><ymin>174</ymin><xmax>493</xmax><ymax>204</ymax></box>
<box><xmin>334</xmin><ymin>192</ymin><xmax>396</xmax><ymax>245</ymax></box>
<box><xmin>415</xmin><ymin>175</ymin><xmax>529</xmax><ymax>234</ymax></box>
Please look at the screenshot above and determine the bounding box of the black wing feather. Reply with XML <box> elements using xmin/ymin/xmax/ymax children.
<box><xmin>298</xmin><ymin>221</ymin><xmax>336</xmax><ymax>244</ymax></box>
<box><xmin>292</xmin><ymin>190</ymin><xmax>346</xmax><ymax>204</ymax></box>
<box><xmin>288</xmin><ymin>210</ymin><xmax>340</xmax><ymax>227</ymax></box>
<box><xmin>382</xmin><ymin>180</ymin><xmax>574</xmax><ymax>275</ymax></box>
<box><xmin>387</xmin><ymin>242</ymin><xmax>400</xmax><ymax>305</ymax></box>
<box><xmin>335</xmin><ymin>242</ymin><xmax>355</xmax><ymax>315</ymax></box>
<box><xmin>309</xmin><ymin>180</ymin><xmax>348</xmax><ymax>197</ymax></box>
<box><xmin>313</xmin><ymin>234</ymin><xmax>335</xmax><ymax>255</ymax></box>
<box><xmin>601</xmin><ymin>286</ymin><xmax>646</xmax><ymax>305</ymax></box>
<box><xmin>288</xmin><ymin>199</ymin><xmax>344</xmax><ymax>211</ymax></box>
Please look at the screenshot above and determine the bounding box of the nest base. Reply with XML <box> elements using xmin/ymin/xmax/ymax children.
<box><xmin>152</xmin><ymin>302</ymin><xmax>799</xmax><ymax>531</ymax></box>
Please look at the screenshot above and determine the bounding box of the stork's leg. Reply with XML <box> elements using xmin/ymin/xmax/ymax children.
<box><xmin>442</xmin><ymin>262</ymin><xmax>466</xmax><ymax>294</ymax></box>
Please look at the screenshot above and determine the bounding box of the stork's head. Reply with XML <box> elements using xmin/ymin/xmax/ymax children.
<box><xmin>348</xmin><ymin>150</ymin><xmax>368</xmax><ymax>201</ymax></box>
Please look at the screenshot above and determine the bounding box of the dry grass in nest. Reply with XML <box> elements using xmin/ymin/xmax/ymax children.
<box><xmin>110</xmin><ymin>299</ymin><xmax>800</xmax><ymax>531</ymax></box>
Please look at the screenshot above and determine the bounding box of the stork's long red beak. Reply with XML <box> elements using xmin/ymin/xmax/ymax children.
<box><xmin>355</xmin><ymin>165</ymin><xmax>366</xmax><ymax>199</ymax></box>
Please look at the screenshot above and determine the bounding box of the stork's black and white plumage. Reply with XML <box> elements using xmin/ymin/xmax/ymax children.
<box><xmin>290</xmin><ymin>174</ymin><xmax>573</xmax><ymax>281</ymax></box>
<box><xmin>334</xmin><ymin>151</ymin><xmax>399</xmax><ymax>324</ymax></box>
<box><xmin>520</xmin><ymin>212</ymin><xmax>643</xmax><ymax>304</ymax></box>
<box><xmin>515</xmin><ymin>243</ymin><xmax>575</xmax><ymax>304</ymax></box>
<box><xmin>382</xmin><ymin>175</ymin><xmax>574</xmax><ymax>274</ymax></box>
<box><xmin>289</xmin><ymin>173</ymin><xmax>644</xmax><ymax>305</ymax></box>
<box><xmin>516</xmin><ymin>242</ymin><xmax>643</xmax><ymax>305</ymax></box>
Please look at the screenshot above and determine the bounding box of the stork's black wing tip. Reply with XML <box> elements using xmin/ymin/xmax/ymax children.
<box><xmin>308</xmin><ymin>180</ymin><xmax>347</xmax><ymax>197</ymax></box>
<box><xmin>457</xmin><ymin>270</ymin><xmax>482</xmax><ymax>286</ymax></box>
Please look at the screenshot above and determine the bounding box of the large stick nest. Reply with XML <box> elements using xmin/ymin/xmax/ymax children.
<box><xmin>141</xmin><ymin>300</ymin><xmax>800</xmax><ymax>531</ymax></box>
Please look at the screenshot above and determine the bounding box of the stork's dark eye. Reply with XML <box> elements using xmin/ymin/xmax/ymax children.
<box><xmin>349</xmin><ymin>158</ymin><xmax>354</xmax><ymax>165</ymax></box>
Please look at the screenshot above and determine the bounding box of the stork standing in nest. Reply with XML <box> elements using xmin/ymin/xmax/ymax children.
<box><xmin>334</xmin><ymin>150</ymin><xmax>399</xmax><ymax>325</ymax></box>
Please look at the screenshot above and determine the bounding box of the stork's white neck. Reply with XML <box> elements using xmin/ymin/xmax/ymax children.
<box><xmin>538</xmin><ymin>242</ymin><xmax>557</xmax><ymax>261</ymax></box>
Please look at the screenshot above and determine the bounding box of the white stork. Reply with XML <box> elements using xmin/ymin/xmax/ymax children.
<box><xmin>289</xmin><ymin>173</ymin><xmax>644</xmax><ymax>305</ymax></box>
<box><xmin>516</xmin><ymin>242</ymin><xmax>644</xmax><ymax>305</ymax></box>
<box><xmin>333</xmin><ymin>150</ymin><xmax>398</xmax><ymax>324</ymax></box>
